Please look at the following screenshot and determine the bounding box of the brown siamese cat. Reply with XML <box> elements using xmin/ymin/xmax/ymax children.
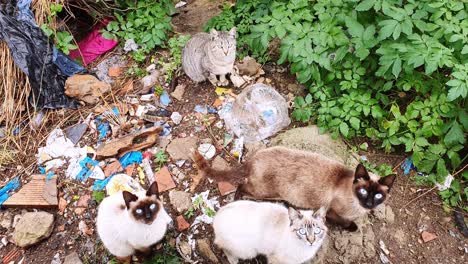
<box><xmin>193</xmin><ymin>146</ymin><xmax>396</xmax><ymax>231</ymax></box>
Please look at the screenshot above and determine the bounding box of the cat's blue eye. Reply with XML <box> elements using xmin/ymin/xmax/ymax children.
<box><xmin>136</xmin><ymin>209</ymin><xmax>143</xmax><ymax>214</ymax></box>
<box><xmin>375</xmin><ymin>193</ymin><xmax>383</xmax><ymax>199</ymax></box>
<box><xmin>150</xmin><ymin>204</ymin><xmax>156</xmax><ymax>210</ymax></box>
<box><xmin>314</xmin><ymin>227</ymin><xmax>321</xmax><ymax>234</ymax></box>
<box><xmin>297</xmin><ymin>228</ymin><xmax>306</xmax><ymax>235</ymax></box>
<box><xmin>359</xmin><ymin>189</ymin><xmax>367</xmax><ymax>195</ymax></box>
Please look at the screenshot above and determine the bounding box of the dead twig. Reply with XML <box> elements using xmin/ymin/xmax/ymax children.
<box><xmin>400</xmin><ymin>186</ymin><xmax>437</xmax><ymax>209</ymax></box>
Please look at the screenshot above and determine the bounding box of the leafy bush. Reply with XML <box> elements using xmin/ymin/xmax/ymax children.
<box><xmin>102</xmin><ymin>0</ymin><xmax>175</xmax><ymax>62</ymax></box>
<box><xmin>206</xmin><ymin>0</ymin><xmax>467</xmax><ymax>210</ymax></box>
<box><xmin>158</xmin><ymin>34</ymin><xmax>190</xmax><ymax>82</ymax></box>
<box><xmin>40</xmin><ymin>4</ymin><xmax>77</xmax><ymax>55</ymax></box>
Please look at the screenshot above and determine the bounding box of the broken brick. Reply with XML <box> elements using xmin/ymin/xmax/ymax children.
<box><xmin>58</xmin><ymin>197</ymin><xmax>67</xmax><ymax>213</ymax></box>
<box><xmin>218</xmin><ymin>181</ymin><xmax>237</xmax><ymax>196</ymax></box>
<box><xmin>76</xmin><ymin>194</ymin><xmax>91</xmax><ymax>207</ymax></box>
<box><xmin>176</xmin><ymin>215</ymin><xmax>190</xmax><ymax>231</ymax></box>
<box><xmin>421</xmin><ymin>231</ymin><xmax>437</xmax><ymax>243</ymax></box>
<box><xmin>104</xmin><ymin>161</ymin><xmax>123</xmax><ymax>177</ymax></box>
<box><xmin>108</xmin><ymin>67</ymin><xmax>123</xmax><ymax>77</ymax></box>
<box><xmin>155</xmin><ymin>166</ymin><xmax>176</xmax><ymax>193</ymax></box>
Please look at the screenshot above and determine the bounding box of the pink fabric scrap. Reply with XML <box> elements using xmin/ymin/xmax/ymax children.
<box><xmin>69</xmin><ymin>19</ymin><xmax>118</xmax><ymax>65</ymax></box>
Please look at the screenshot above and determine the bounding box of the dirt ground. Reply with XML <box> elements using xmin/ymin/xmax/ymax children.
<box><xmin>1</xmin><ymin>1</ymin><xmax>467</xmax><ymax>264</ymax></box>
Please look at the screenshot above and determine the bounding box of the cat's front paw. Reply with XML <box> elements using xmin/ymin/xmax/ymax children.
<box><xmin>345</xmin><ymin>222</ymin><xmax>358</xmax><ymax>232</ymax></box>
<box><xmin>219</xmin><ymin>79</ymin><xmax>230</xmax><ymax>86</ymax></box>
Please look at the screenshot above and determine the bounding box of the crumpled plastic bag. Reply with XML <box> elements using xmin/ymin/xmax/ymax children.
<box><xmin>0</xmin><ymin>0</ymin><xmax>85</xmax><ymax>109</ymax></box>
<box><xmin>220</xmin><ymin>83</ymin><xmax>291</xmax><ymax>143</ymax></box>
<box><xmin>105</xmin><ymin>174</ymin><xmax>144</xmax><ymax>196</ymax></box>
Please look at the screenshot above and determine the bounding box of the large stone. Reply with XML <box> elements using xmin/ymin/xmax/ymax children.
<box><xmin>171</xmin><ymin>84</ymin><xmax>186</xmax><ymax>101</ymax></box>
<box><xmin>169</xmin><ymin>190</ymin><xmax>192</xmax><ymax>212</ymax></box>
<box><xmin>236</xmin><ymin>56</ymin><xmax>261</xmax><ymax>76</ymax></box>
<box><xmin>166</xmin><ymin>137</ymin><xmax>198</xmax><ymax>160</ymax></box>
<box><xmin>63</xmin><ymin>251</ymin><xmax>83</xmax><ymax>264</ymax></box>
<box><xmin>197</xmin><ymin>239</ymin><xmax>218</xmax><ymax>263</ymax></box>
<box><xmin>65</xmin><ymin>75</ymin><xmax>111</xmax><ymax>105</ymax></box>
<box><xmin>13</xmin><ymin>211</ymin><xmax>54</xmax><ymax>247</ymax></box>
<box><xmin>271</xmin><ymin>126</ymin><xmax>359</xmax><ymax>168</ymax></box>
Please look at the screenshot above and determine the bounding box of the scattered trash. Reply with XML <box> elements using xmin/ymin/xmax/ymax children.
<box><xmin>119</xmin><ymin>151</ymin><xmax>144</xmax><ymax>168</ymax></box>
<box><xmin>73</xmin><ymin>157</ymin><xmax>99</xmax><ymax>182</ymax></box>
<box><xmin>191</xmin><ymin>191</ymin><xmax>219</xmax><ymax>225</ymax></box>
<box><xmin>171</xmin><ymin>112</ymin><xmax>183</xmax><ymax>125</ymax></box>
<box><xmin>2</xmin><ymin>175</ymin><xmax>57</xmax><ymax>209</ymax></box>
<box><xmin>69</xmin><ymin>19</ymin><xmax>119</xmax><ymax>65</ymax></box>
<box><xmin>175</xmin><ymin>160</ymin><xmax>186</xmax><ymax>167</ymax></box>
<box><xmin>198</xmin><ymin>144</ymin><xmax>216</xmax><ymax>160</ymax></box>
<box><xmin>78</xmin><ymin>220</ymin><xmax>93</xmax><ymax>235</ymax></box>
<box><xmin>140</xmin><ymin>70</ymin><xmax>161</xmax><ymax>91</ymax></box>
<box><xmin>106</xmin><ymin>174</ymin><xmax>144</xmax><ymax>196</ymax></box>
<box><xmin>401</xmin><ymin>158</ymin><xmax>414</xmax><ymax>175</ymax></box>
<box><xmin>194</xmin><ymin>105</ymin><xmax>208</xmax><ymax>114</ymax></box>
<box><xmin>435</xmin><ymin>174</ymin><xmax>454</xmax><ymax>191</ymax></box>
<box><xmin>230</xmin><ymin>137</ymin><xmax>244</xmax><ymax>159</ymax></box>
<box><xmin>160</xmin><ymin>90</ymin><xmax>172</xmax><ymax>107</ymax></box>
<box><xmin>30</xmin><ymin>110</ymin><xmax>45</xmax><ymax>130</ymax></box>
<box><xmin>0</xmin><ymin>0</ymin><xmax>81</xmax><ymax>109</ymax></box>
<box><xmin>154</xmin><ymin>121</ymin><xmax>172</xmax><ymax>136</ymax></box>
<box><xmin>141</xmin><ymin>157</ymin><xmax>155</xmax><ymax>183</ymax></box>
<box><xmin>0</xmin><ymin>177</ymin><xmax>20</xmax><ymax>207</ymax></box>
<box><xmin>95</xmin><ymin>54</ymin><xmax>127</xmax><ymax>84</ymax></box>
<box><xmin>175</xmin><ymin>1</ymin><xmax>187</xmax><ymax>8</ymax></box>
<box><xmin>64</xmin><ymin>123</ymin><xmax>88</xmax><ymax>145</ymax></box>
<box><xmin>223</xmin><ymin>133</ymin><xmax>234</xmax><ymax>147</ymax></box>
<box><xmin>236</xmin><ymin>56</ymin><xmax>262</xmax><ymax>76</ymax></box>
<box><xmin>123</xmin><ymin>39</ymin><xmax>138</xmax><ymax>52</ymax></box>
<box><xmin>65</xmin><ymin>74</ymin><xmax>111</xmax><ymax>105</ymax></box>
<box><xmin>51</xmin><ymin>253</ymin><xmax>61</xmax><ymax>264</ymax></box>
<box><xmin>103</xmin><ymin>161</ymin><xmax>123</xmax><ymax>177</ymax></box>
<box><xmin>140</xmin><ymin>93</ymin><xmax>155</xmax><ymax>101</ymax></box>
<box><xmin>108</xmin><ymin>67</ymin><xmax>123</xmax><ymax>77</ymax></box>
<box><xmin>421</xmin><ymin>231</ymin><xmax>438</xmax><ymax>243</ymax></box>
<box><xmin>230</xmin><ymin>73</ymin><xmax>248</xmax><ymax>88</ymax></box>
<box><xmin>379</xmin><ymin>240</ymin><xmax>390</xmax><ymax>255</ymax></box>
<box><xmin>220</xmin><ymin>84</ymin><xmax>290</xmax><ymax>142</ymax></box>
<box><xmin>379</xmin><ymin>252</ymin><xmax>392</xmax><ymax>264</ymax></box>
<box><xmin>96</xmin><ymin>126</ymin><xmax>162</xmax><ymax>158</ymax></box>
<box><xmin>214</xmin><ymin>87</ymin><xmax>233</xmax><ymax>96</ymax></box>
<box><xmin>176</xmin><ymin>215</ymin><xmax>190</xmax><ymax>231</ymax></box>
<box><xmin>176</xmin><ymin>233</ymin><xmax>196</xmax><ymax>263</ymax></box>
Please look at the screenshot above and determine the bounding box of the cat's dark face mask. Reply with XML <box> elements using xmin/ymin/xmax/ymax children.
<box><xmin>123</xmin><ymin>181</ymin><xmax>161</xmax><ymax>224</ymax></box>
<box><xmin>352</xmin><ymin>164</ymin><xmax>396</xmax><ymax>209</ymax></box>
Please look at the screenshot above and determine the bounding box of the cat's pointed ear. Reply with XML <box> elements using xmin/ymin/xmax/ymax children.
<box><xmin>146</xmin><ymin>181</ymin><xmax>159</xmax><ymax>198</ymax></box>
<box><xmin>288</xmin><ymin>207</ymin><xmax>302</xmax><ymax>221</ymax></box>
<box><xmin>122</xmin><ymin>191</ymin><xmax>138</xmax><ymax>209</ymax></box>
<box><xmin>378</xmin><ymin>175</ymin><xmax>396</xmax><ymax>191</ymax></box>
<box><xmin>354</xmin><ymin>164</ymin><xmax>370</xmax><ymax>182</ymax></box>
<box><xmin>314</xmin><ymin>207</ymin><xmax>327</xmax><ymax>219</ymax></box>
<box><xmin>229</xmin><ymin>27</ymin><xmax>237</xmax><ymax>37</ymax></box>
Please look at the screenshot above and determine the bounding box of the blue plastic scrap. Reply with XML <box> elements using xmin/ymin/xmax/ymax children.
<box><xmin>194</xmin><ymin>105</ymin><xmax>208</xmax><ymax>114</ymax></box>
<box><xmin>75</xmin><ymin>157</ymin><xmax>99</xmax><ymax>182</ymax></box>
<box><xmin>401</xmin><ymin>157</ymin><xmax>415</xmax><ymax>175</ymax></box>
<box><xmin>119</xmin><ymin>151</ymin><xmax>143</xmax><ymax>169</ymax></box>
<box><xmin>154</xmin><ymin>121</ymin><xmax>171</xmax><ymax>136</ymax></box>
<box><xmin>0</xmin><ymin>176</ymin><xmax>21</xmax><ymax>207</ymax></box>
<box><xmin>93</xmin><ymin>174</ymin><xmax>114</xmax><ymax>191</ymax></box>
<box><xmin>160</xmin><ymin>91</ymin><xmax>171</xmax><ymax>107</ymax></box>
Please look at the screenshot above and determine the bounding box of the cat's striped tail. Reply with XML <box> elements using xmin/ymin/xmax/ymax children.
<box><xmin>192</xmin><ymin>150</ymin><xmax>249</xmax><ymax>185</ymax></box>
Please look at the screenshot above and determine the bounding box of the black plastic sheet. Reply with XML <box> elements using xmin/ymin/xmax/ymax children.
<box><xmin>0</xmin><ymin>0</ymin><xmax>84</xmax><ymax>109</ymax></box>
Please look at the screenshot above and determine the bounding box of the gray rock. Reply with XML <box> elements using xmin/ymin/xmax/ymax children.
<box><xmin>13</xmin><ymin>211</ymin><xmax>54</xmax><ymax>247</ymax></box>
<box><xmin>166</xmin><ymin>137</ymin><xmax>198</xmax><ymax>160</ymax></box>
<box><xmin>197</xmin><ymin>239</ymin><xmax>218</xmax><ymax>263</ymax></box>
<box><xmin>373</xmin><ymin>205</ymin><xmax>395</xmax><ymax>224</ymax></box>
<box><xmin>63</xmin><ymin>252</ymin><xmax>83</xmax><ymax>264</ymax></box>
<box><xmin>169</xmin><ymin>190</ymin><xmax>192</xmax><ymax>212</ymax></box>
<box><xmin>51</xmin><ymin>253</ymin><xmax>62</xmax><ymax>264</ymax></box>
<box><xmin>171</xmin><ymin>84</ymin><xmax>186</xmax><ymax>101</ymax></box>
<box><xmin>0</xmin><ymin>211</ymin><xmax>13</xmax><ymax>229</ymax></box>
<box><xmin>271</xmin><ymin>126</ymin><xmax>359</xmax><ymax>168</ymax></box>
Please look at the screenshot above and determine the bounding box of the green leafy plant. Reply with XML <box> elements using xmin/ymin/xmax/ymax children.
<box><xmin>92</xmin><ymin>191</ymin><xmax>106</xmax><ymax>204</ymax></box>
<box><xmin>206</xmin><ymin>0</ymin><xmax>468</xmax><ymax>211</ymax></box>
<box><xmin>40</xmin><ymin>4</ymin><xmax>77</xmax><ymax>55</ymax></box>
<box><xmin>103</xmin><ymin>0</ymin><xmax>175</xmax><ymax>60</ymax></box>
<box><xmin>126</xmin><ymin>65</ymin><xmax>147</xmax><ymax>77</ymax></box>
<box><xmin>158</xmin><ymin>34</ymin><xmax>190</xmax><ymax>82</ymax></box>
<box><xmin>154</xmin><ymin>150</ymin><xmax>168</xmax><ymax>170</ymax></box>
<box><xmin>154</xmin><ymin>85</ymin><xmax>165</xmax><ymax>96</ymax></box>
<box><xmin>142</xmin><ymin>243</ymin><xmax>181</xmax><ymax>264</ymax></box>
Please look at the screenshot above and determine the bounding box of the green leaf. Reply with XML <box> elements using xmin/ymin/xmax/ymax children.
<box><xmin>350</xmin><ymin>116</ymin><xmax>360</xmax><ymax>130</ymax></box>
<box><xmin>356</xmin><ymin>0</ymin><xmax>375</xmax><ymax>11</ymax></box>
<box><xmin>363</xmin><ymin>25</ymin><xmax>376</xmax><ymax>41</ymax></box>
<box><xmin>447</xmin><ymin>85</ymin><xmax>467</xmax><ymax>101</ymax></box>
<box><xmin>340</xmin><ymin>122</ymin><xmax>350</xmax><ymax>137</ymax></box>
<box><xmin>415</xmin><ymin>137</ymin><xmax>429</xmax><ymax>147</ymax></box>
<box><xmin>392</xmin><ymin>57</ymin><xmax>402</xmax><ymax>78</ymax></box>
<box><xmin>275</xmin><ymin>25</ymin><xmax>287</xmax><ymax>39</ymax></box>
<box><xmin>444</xmin><ymin>121</ymin><xmax>465</xmax><ymax>145</ymax></box>
<box><xmin>378</xmin><ymin>20</ymin><xmax>398</xmax><ymax>40</ymax></box>
<box><xmin>436</xmin><ymin>159</ymin><xmax>448</xmax><ymax>179</ymax></box>
<box><xmin>392</xmin><ymin>23</ymin><xmax>401</xmax><ymax>39</ymax></box>
<box><xmin>346</xmin><ymin>18</ymin><xmax>364</xmax><ymax>38</ymax></box>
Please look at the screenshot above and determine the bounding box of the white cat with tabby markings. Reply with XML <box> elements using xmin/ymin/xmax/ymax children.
<box><xmin>182</xmin><ymin>28</ymin><xmax>236</xmax><ymax>86</ymax></box>
<box><xmin>213</xmin><ymin>200</ymin><xmax>327</xmax><ymax>264</ymax></box>
<box><xmin>96</xmin><ymin>182</ymin><xmax>172</xmax><ymax>262</ymax></box>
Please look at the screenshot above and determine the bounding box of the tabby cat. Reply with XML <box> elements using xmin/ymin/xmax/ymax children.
<box><xmin>182</xmin><ymin>28</ymin><xmax>236</xmax><ymax>86</ymax></box>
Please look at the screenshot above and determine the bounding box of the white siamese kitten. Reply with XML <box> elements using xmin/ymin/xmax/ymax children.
<box><xmin>213</xmin><ymin>200</ymin><xmax>327</xmax><ymax>264</ymax></box>
<box><xmin>96</xmin><ymin>182</ymin><xmax>172</xmax><ymax>262</ymax></box>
